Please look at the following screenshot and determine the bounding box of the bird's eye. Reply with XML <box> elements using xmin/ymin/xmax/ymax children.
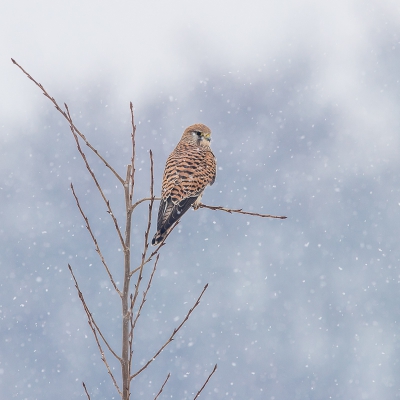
<box><xmin>194</xmin><ymin>131</ymin><xmax>202</xmax><ymax>136</ymax></box>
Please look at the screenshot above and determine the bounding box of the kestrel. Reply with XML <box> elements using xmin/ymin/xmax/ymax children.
<box><xmin>151</xmin><ymin>123</ymin><xmax>216</xmax><ymax>246</ymax></box>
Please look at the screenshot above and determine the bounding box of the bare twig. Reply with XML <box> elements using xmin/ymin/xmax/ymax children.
<box><xmin>132</xmin><ymin>197</ymin><xmax>286</xmax><ymax>220</ymax></box>
<box><xmin>128</xmin><ymin>292</ymin><xmax>135</xmax><ymax>378</ymax></box>
<box><xmin>11</xmin><ymin>58</ymin><xmax>124</xmax><ymax>185</ymax></box>
<box><xmin>70</xmin><ymin>183</ymin><xmax>121</xmax><ymax>296</ymax></box>
<box><xmin>198</xmin><ymin>203</ymin><xmax>287</xmax><ymax>219</ymax></box>
<box><xmin>193</xmin><ymin>364</ymin><xmax>218</xmax><ymax>400</ymax></box>
<box><xmin>138</xmin><ymin>150</ymin><xmax>155</xmax><ymax>273</ymax></box>
<box><xmin>82</xmin><ymin>382</ymin><xmax>91</xmax><ymax>400</ymax></box>
<box><xmin>128</xmin><ymin>259</ymin><xmax>144</xmax><ymax>379</ymax></box>
<box><xmin>68</xmin><ymin>264</ymin><xmax>122</xmax><ymax>396</ymax></box>
<box><xmin>126</xmin><ymin>254</ymin><xmax>158</xmax><ymax>373</ymax></box>
<box><xmin>131</xmin><ymin>196</ymin><xmax>161</xmax><ymax>212</ymax></box>
<box><xmin>121</xmin><ymin>170</ymin><xmax>133</xmax><ymax>399</ymax></box>
<box><xmin>154</xmin><ymin>373</ymin><xmax>171</xmax><ymax>400</ymax></box>
<box><xmin>130</xmin><ymin>283</ymin><xmax>208</xmax><ymax>380</ymax></box>
<box><xmin>126</xmin><ymin>150</ymin><xmax>157</xmax><ymax>385</ymax></box>
<box><xmin>129</xmin><ymin>102</ymin><xmax>136</xmax><ymax>203</ymax></box>
<box><xmin>132</xmin><ymin>255</ymin><xmax>159</xmax><ymax>332</ymax></box>
<box><xmin>128</xmin><ymin>150</ymin><xmax>156</xmax><ymax>379</ymax></box>
<box><xmin>66</xmin><ymin>105</ymin><xmax>126</xmax><ymax>250</ymax></box>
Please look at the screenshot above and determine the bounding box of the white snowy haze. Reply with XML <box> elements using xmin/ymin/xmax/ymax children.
<box><xmin>1</xmin><ymin>0</ymin><xmax>400</xmax><ymax>399</ymax></box>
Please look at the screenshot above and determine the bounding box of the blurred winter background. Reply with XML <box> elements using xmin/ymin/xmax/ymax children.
<box><xmin>1</xmin><ymin>0</ymin><xmax>400</xmax><ymax>399</ymax></box>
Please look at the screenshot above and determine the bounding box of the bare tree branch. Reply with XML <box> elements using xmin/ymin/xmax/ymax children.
<box><xmin>128</xmin><ymin>291</ymin><xmax>134</xmax><ymax>374</ymax></box>
<box><xmin>193</xmin><ymin>364</ymin><xmax>218</xmax><ymax>400</ymax></box>
<box><xmin>66</xmin><ymin>105</ymin><xmax>126</xmax><ymax>249</ymax></box>
<box><xmin>11</xmin><ymin>58</ymin><xmax>124</xmax><ymax>185</ymax></box>
<box><xmin>68</xmin><ymin>264</ymin><xmax>122</xmax><ymax>396</ymax></box>
<box><xmin>82</xmin><ymin>381</ymin><xmax>91</xmax><ymax>400</ymax></box>
<box><xmin>132</xmin><ymin>254</ymin><xmax>159</xmax><ymax>332</ymax></box>
<box><xmin>130</xmin><ymin>284</ymin><xmax>209</xmax><ymax>380</ymax></box>
<box><xmin>154</xmin><ymin>373</ymin><xmax>171</xmax><ymax>400</ymax></box>
<box><xmin>70</xmin><ymin>183</ymin><xmax>121</xmax><ymax>297</ymax></box>
<box><xmin>121</xmin><ymin>161</ymin><xmax>133</xmax><ymax>399</ymax></box>
<box><xmin>198</xmin><ymin>203</ymin><xmax>287</xmax><ymax>219</ymax></box>
<box><xmin>138</xmin><ymin>150</ymin><xmax>155</xmax><ymax>272</ymax></box>
<box><xmin>132</xmin><ymin>198</ymin><xmax>286</xmax><ymax>220</ymax></box>
<box><xmin>129</xmin><ymin>102</ymin><xmax>136</xmax><ymax>204</ymax></box>
<box><xmin>131</xmin><ymin>197</ymin><xmax>161</xmax><ymax>212</ymax></box>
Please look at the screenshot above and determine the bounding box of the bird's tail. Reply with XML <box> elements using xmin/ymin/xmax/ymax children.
<box><xmin>151</xmin><ymin>229</ymin><xmax>168</xmax><ymax>246</ymax></box>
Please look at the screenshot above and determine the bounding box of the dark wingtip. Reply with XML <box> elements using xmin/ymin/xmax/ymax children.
<box><xmin>151</xmin><ymin>233</ymin><xmax>160</xmax><ymax>246</ymax></box>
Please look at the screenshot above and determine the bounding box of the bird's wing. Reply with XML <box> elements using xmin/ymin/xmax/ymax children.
<box><xmin>206</xmin><ymin>150</ymin><xmax>217</xmax><ymax>186</ymax></box>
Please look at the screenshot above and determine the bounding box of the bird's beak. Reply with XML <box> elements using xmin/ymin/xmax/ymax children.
<box><xmin>203</xmin><ymin>133</ymin><xmax>211</xmax><ymax>142</ymax></box>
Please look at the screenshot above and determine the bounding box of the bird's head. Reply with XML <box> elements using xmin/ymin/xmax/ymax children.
<box><xmin>183</xmin><ymin>123</ymin><xmax>212</xmax><ymax>146</ymax></box>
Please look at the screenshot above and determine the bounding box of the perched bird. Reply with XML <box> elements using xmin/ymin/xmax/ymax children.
<box><xmin>152</xmin><ymin>123</ymin><xmax>216</xmax><ymax>246</ymax></box>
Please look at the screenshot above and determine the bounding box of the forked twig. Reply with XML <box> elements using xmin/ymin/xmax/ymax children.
<box><xmin>154</xmin><ymin>373</ymin><xmax>171</xmax><ymax>400</ymax></box>
<box><xmin>198</xmin><ymin>204</ymin><xmax>287</xmax><ymax>219</ymax></box>
<box><xmin>70</xmin><ymin>183</ymin><xmax>121</xmax><ymax>297</ymax></box>
<box><xmin>193</xmin><ymin>364</ymin><xmax>218</xmax><ymax>400</ymax></box>
<box><xmin>130</xmin><ymin>284</ymin><xmax>209</xmax><ymax>380</ymax></box>
<box><xmin>68</xmin><ymin>264</ymin><xmax>123</xmax><ymax>397</ymax></box>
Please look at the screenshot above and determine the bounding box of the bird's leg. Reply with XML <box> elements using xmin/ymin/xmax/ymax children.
<box><xmin>192</xmin><ymin>192</ymin><xmax>204</xmax><ymax>210</ymax></box>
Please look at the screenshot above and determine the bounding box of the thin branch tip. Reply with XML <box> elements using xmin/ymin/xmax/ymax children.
<box><xmin>199</xmin><ymin>203</ymin><xmax>287</xmax><ymax>219</ymax></box>
<box><xmin>82</xmin><ymin>381</ymin><xmax>91</xmax><ymax>400</ymax></box>
<box><xmin>154</xmin><ymin>373</ymin><xmax>171</xmax><ymax>400</ymax></box>
<box><xmin>193</xmin><ymin>363</ymin><xmax>218</xmax><ymax>399</ymax></box>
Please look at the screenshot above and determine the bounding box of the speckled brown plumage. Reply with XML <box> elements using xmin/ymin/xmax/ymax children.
<box><xmin>152</xmin><ymin>123</ymin><xmax>216</xmax><ymax>245</ymax></box>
